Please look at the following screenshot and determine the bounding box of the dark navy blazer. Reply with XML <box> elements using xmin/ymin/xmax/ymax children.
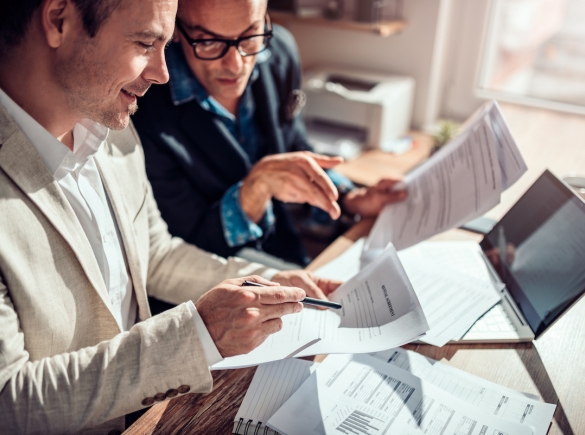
<box><xmin>132</xmin><ymin>26</ymin><xmax>313</xmax><ymax>265</ymax></box>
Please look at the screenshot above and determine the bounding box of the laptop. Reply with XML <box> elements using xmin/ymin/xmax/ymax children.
<box><xmin>459</xmin><ymin>169</ymin><xmax>585</xmax><ymax>343</ymax></box>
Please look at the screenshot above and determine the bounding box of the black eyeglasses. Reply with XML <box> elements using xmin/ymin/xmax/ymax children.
<box><xmin>175</xmin><ymin>16</ymin><xmax>273</xmax><ymax>61</ymax></box>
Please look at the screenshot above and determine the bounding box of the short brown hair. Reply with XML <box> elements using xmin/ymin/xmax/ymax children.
<box><xmin>0</xmin><ymin>0</ymin><xmax>122</xmax><ymax>58</ymax></box>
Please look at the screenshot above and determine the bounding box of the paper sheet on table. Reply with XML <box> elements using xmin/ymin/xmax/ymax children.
<box><xmin>233</xmin><ymin>358</ymin><xmax>319</xmax><ymax>435</ymax></box>
<box><xmin>396</xmin><ymin>240</ymin><xmax>506</xmax><ymax>341</ymax></box>
<box><xmin>268</xmin><ymin>353</ymin><xmax>535</xmax><ymax>435</ymax></box>
<box><xmin>214</xmin><ymin>243</ymin><xmax>428</xmax><ymax>369</ymax></box>
<box><xmin>397</xmin><ymin>243</ymin><xmax>502</xmax><ymax>346</ymax></box>
<box><xmin>364</xmin><ymin>100</ymin><xmax>526</xmax><ymax>255</ymax></box>
<box><xmin>371</xmin><ymin>347</ymin><xmax>556</xmax><ymax>435</ymax></box>
<box><xmin>316</xmin><ymin>239</ymin><xmax>500</xmax><ymax>346</ymax></box>
<box><xmin>397</xmin><ymin>240</ymin><xmax>495</xmax><ymax>283</ymax></box>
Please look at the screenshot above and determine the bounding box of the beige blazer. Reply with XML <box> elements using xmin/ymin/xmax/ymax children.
<box><xmin>0</xmin><ymin>105</ymin><xmax>274</xmax><ymax>435</ymax></box>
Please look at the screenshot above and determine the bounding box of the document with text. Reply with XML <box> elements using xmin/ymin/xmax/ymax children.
<box><xmin>214</xmin><ymin>244</ymin><xmax>429</xmax><ymax>369</ymax></box>
<box><xmin>316</xmin><ymin>239</ymin><xmax>500</xmax><ymax>346</ymax></box>
<box><xmin>363</xmin><ymin>100</ymin><xmax>526</xmax><ymax>255</ymax></box>
<box><xmin>397</xmin><ymin>243</ymin><xmax>501</xmax><ymax>346</ymax></box>
<box><xmin>371</xmin><ymin>348</ymin><xmax>556</xmax><ymax>435</ymax></box>
<box><xmin>268</xmin><ymin>353</ymin><xmax>535</xmax><ymax>435</ymax></box>
<box><xmin>295</xmin><ymin>243</ymin><xmax>429</xmax><ymax>356</ymax></box>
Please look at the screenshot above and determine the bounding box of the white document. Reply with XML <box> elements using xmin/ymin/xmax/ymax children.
<box><xmin>365</xmin><ymin>115</ymin><xmax>502</xmax><ymax>253</ymax></box>
<box><xmin>364</xmin><ymin>100</ymin><xmax>526</xmax><ymax>254</ymax></box>
<box><xmin>268</xmin><ymin>353</ymin><xmax>535</xmax><ymax>435</ymax></box>
<box><xmin>316</xmin><ymin>239</ymin><xmax>500</xmax><ymax>347</ymax></box>
<box><xmin>215</xmin><ymin>244</ymin><xmax>429</xmax><ymax>369</ymax></box>
<box><xmin>397</xmin><ymin>240</ymin><xmax>494</xmax><ymax>283</ymax></box>
<box><xmin>397</xmin><ymin>243</ymin><xmax>501</xmax><ymax>346</ymax></box>
<box><xmin>371</xmin><ymin>348</ymin><xmax>556</xmax><ymax>435</ymax></box>
<box><xmin>296</xmin><ymin>243</ymin><xmax>429</xmax><ymax>356</ymax></box>
<box><xmin>234</xmin><ymin>358</ymin><xmax>318</xmax><ymax>435</ymax></box>
<box><xmin>487</xmin><ymin>101</ymin><xmax>528</xmax><ymax>189</ymax></box>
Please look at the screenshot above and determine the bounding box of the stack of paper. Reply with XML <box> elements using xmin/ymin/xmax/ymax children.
<box><xmin>250</xmin><ymin>350</ymin><xmax>556</xmax><ymax>435</ymax></box>
<box><xmin>396</xmin><ymin>241</ymin><xmax>501</xmax><ymax>345</ymax></box>
<box><xmin>315</xmin><ymin>239</ymin><xmax>501</xmax><ymax>346</ymax></box>
<box><xmin>213</xmin><ymin>243</ymin><xmax>429</xmax><ymax>369</ymax></box>
<box><xmin>363</xmin><ymin>101</ymin><xmax>527</xmax><ymax>255</ymax></box>
<box><xmin>233</xmin><ymin>358</ymin><xmax>318</xmax><ymax>435</ymax></box>
<box><xmin>370</xmin><ymin>347</ymin><xmax>556</xmax><ymax>435</ymax></box>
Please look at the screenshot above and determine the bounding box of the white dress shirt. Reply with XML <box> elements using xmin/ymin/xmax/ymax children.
<box><xmin>0</xmin><ymin>88</ymin><xmax>222</xmax><ymax>366</ymax></box>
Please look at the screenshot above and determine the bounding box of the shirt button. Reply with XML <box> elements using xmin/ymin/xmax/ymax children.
<box><xmin>178</xmin><ymin>385</ymin><xmax>191</xmax><ymax>394</ymax></box>
<box><xmin>141</xmin><ymin>397</ymin><xmax>155</xmax><ymax>406</ymax></box>
<box><xmin>165</xmin><ymin>389</ymin><xmax>179</xmax><ymax>399</ymax></box>
<box><xmin>154</xmin><ymin>392</ymin><xmax>166</xmax><ymax>402</ymax></box>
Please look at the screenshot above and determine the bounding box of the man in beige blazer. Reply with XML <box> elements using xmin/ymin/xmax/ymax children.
<box><xmin>0</xmin><ymin>0</ymin><xmax>342</xmax><ymax>434</ymax></box>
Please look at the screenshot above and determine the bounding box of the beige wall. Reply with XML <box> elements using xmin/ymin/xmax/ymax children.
<box><xmin>284</xmin><ymin>0</ymin><xmax>444</xmax><ymax>129</ymax></box>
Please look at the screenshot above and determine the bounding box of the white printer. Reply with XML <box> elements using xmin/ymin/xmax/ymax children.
<box><xmin>301</xmin><ymin>67</ymin><xmax>415</xmax><ymax>157</ymax></box>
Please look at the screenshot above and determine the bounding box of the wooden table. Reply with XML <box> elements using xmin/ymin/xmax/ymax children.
<box><xmin>126</xmin><ymin>103</ymin><xmax>585</xmax><ymax>434</ymax></box>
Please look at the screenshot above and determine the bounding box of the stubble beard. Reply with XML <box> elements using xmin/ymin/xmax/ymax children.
<box><xmin>54</xmin><ymin>38</ymin><xmax>138</xmax><ymax>130</ymax></box>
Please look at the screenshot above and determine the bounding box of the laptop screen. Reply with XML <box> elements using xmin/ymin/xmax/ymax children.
<box><xmin>480</xmin><ymin>170</ymin><xmax>585</xmax><ymax>338</ymax></box>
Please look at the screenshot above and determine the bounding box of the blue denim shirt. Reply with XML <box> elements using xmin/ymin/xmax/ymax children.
<box><xmin>165</xmin><ymin>43</ymin><xmax>354</xmax><ymax>248</ymax></box>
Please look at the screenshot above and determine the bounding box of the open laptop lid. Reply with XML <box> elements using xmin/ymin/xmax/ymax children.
<box><xmin>479</xmin><ymin>170</ymin><xmax>585</xmax><ymax>339</ymax></box>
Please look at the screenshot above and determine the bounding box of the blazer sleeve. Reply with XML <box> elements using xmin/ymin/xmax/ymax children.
<box><xmin>0</xmin><ymin>275</ymin><xmax>212</xmax><ymax>434</ymax></box>
<box><xmin>143</xmin><ymin>179</ymin><xmax>277</xmax><ymax>304</ymax></box>
<box><xmin>126</xmin><ymin>122</ymin><xmax>277</xmax><ymax>304</ymax></box>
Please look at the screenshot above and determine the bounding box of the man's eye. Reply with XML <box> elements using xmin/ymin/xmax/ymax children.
<box><xmin>139</xmin><ymin>42</ymin><xmax>155</xmax><ymax>52</ymax></box>
<box><xmin>200</xmin><ymin>40</ymin><xmax>218</xmax><ymax>47</ymax></box>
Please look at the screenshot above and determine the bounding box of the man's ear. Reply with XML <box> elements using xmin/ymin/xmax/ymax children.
<box><xmin>41</xmin><ymin>0</ymin><xmax>78</xmax><ymax>49</ymax></box>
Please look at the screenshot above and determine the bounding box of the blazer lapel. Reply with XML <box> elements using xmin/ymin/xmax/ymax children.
<box><xmin>0</xmin><ymin>107</ymin><xmax>117</xmax><ymax>320</ymax></box>
<box><xmin>254</xmin><ymin>62</ymin><xmax>287</xmax><ymax>155</ymax></box>
<box><xmin>94</xmin><ymin>143</ymin><xmax>150</xmax><ymax>322</ymax></box>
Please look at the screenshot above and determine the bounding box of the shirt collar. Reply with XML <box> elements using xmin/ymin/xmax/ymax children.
<box><xmin>166</xmin><ymin>42</ymin><xmax>271</xmax><ymax>109</ymax></box>
<box><xmin>0</xmin><ymin>87</ymin><xmax>108</xmax><ymax>178</ymax></box>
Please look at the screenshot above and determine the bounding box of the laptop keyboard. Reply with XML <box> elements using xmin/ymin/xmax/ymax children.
<box><xmin>468</xmin><ymin>303</ymin><xmax>517</xmax><ymax>333</ymax></box>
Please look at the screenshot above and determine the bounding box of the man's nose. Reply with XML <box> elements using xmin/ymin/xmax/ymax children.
<box><xmin>143</xmin><ymin>48</ymin><xmax>170</xmax><ymax>85</ymax></box>
<box><xmin>221</xmin><ymin>45</ymin><xmax>244</xmax><ymax>74</ymax></box>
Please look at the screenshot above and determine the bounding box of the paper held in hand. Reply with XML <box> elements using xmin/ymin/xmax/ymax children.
<box><xmin>212</xmin><ymin>243</ymin><xmax>429</xmax><ymax>370</ymax></box>
<box><xmin>363</xmin><ymin>101</ymin><xmax>527</xmax><ymax>256</ymax></box>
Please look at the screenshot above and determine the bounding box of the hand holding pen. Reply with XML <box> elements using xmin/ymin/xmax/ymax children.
<box><xmin>196</xmin><ymin>276</ymin><xmax>308</xmax><ymax>357</ymax></box>
<box><xmin>243</xmin><ymin>280</ymin><xmax>342</xmax><ymax>310</ymax></box>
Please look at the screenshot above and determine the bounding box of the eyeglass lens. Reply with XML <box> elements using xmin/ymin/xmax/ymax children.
<box><xmin>196</xmin><ymin>35</ymin><xmax>268</xmax><ymax>59</ymax></box>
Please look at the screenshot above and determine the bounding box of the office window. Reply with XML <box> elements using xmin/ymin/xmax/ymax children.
<box><xmin>478</xmin><ymin>0</ymin><xmax>585</xmax><ymax>112</ymax></box>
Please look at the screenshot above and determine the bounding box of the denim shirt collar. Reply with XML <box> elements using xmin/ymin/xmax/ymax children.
<box><xmin>166</xmin><ymin>42</ymin><xmax>271</xmax><ymax>116</ymax></box>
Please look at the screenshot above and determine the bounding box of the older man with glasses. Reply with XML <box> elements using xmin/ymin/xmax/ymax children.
<box><xmin>132</xmin><ymin>0</ymin><xmax>408</xmax><ymax>272</ymax></box>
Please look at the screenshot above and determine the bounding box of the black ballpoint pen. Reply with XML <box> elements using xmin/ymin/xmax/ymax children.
<box><xmin>242</xmin><ymin>280</ymin><xmax>342</xmax><ymax>310</ymax></box>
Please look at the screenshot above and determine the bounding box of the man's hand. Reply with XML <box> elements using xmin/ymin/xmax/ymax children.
<box><xmin>195</xmin><ymin>276</ymin><xmax>305</xmax><ymax>357</ymax></box>
<box><xmin>240</xmin><ymin>151</ymin><xmax>344</xmax><ymax>223</ymax></box>
<box><xmin>342</xmin><ymin>178</ymin><xmax>407</xmax><ymax>217</ymax></box>
<box><xmin>272</xmin><ymin>270</ymin><xmax>343</xmax><ymax>309</ymax></box>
